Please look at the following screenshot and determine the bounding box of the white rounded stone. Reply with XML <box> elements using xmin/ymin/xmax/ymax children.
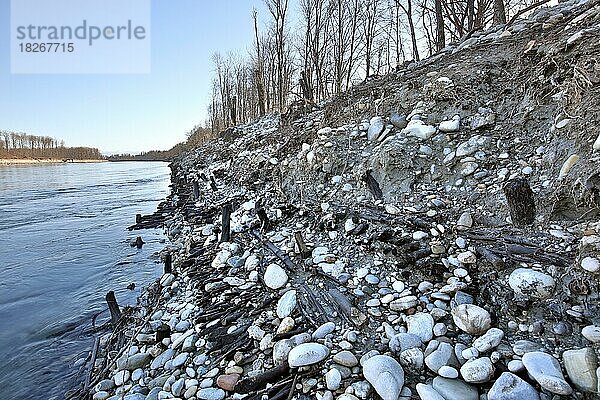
<box><xmin>509</xmin><ymin>268</ymin><xmax>555</xmax><ymax>299</ymax></box>
<box><xmin>264</xmin><ymin>264</ymin><xmax>288</xmax><ymax>289</ymax></box>
<box><xmin>276</xmin><ymin>290</ymin><xmax>297</xmax><ymax>318</ymax></box>
<box><xmin>451</xmin><ymin>304</ymin><xmax>491</xmax><ymax>335</ymax></box>
<box><xmin>362</xmin><ymin>355</ymin><xmax>405</xmax><ymax>400</ymax></box>
<box><xmin>288</xmin><ymin>343</ymin><xmax>330</xmax><ymax>367</ymax></box>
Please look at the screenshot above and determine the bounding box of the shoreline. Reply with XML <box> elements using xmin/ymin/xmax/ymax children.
<box><xmin>0</xmin><ymin>158</ymin><xmax>107</xmax><ymax>165</ymax></box>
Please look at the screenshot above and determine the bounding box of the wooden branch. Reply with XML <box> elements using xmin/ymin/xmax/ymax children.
<box><xmin>235</xmin><ymin>363</ymin><xmax>290</xmax><ymax>393</ymax></box>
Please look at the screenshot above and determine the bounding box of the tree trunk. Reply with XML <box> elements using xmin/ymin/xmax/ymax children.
<box><xmin>493</xmin><ymin>0</ymin><xmax>507</xmax><ymax>24</ymax></box>
<box><xmin>435</xmin><ymin>0</ymin><xmax>446</xmax><ymax>51</ymax></box>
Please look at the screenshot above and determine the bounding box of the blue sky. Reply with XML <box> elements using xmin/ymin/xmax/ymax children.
<box><xmin>0</xmin><ymin>0</ymin><xmax>273</xmax><ymax>154</ymax></box>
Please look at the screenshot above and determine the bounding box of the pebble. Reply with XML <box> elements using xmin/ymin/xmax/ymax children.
<box><xmin>276</xmin><ymin>290</ymin><xmax>297</xmax><ymax>318</ymax></box>
<box><xmin>390</xmin><ymin>333</ymin><xmax>423</xmax><ymax>353</ymax></box>
<box><xmin>362</xmin><ymin>355</ymin><xmax>405</xmax><ymax>400</ymax></box>
<box><xmin>562</xmin><ymin>348</ymin><xmax>598</xmax><ymax>393</ymax></box>
<box><xmin>368</xmin><ymin>116</ymin><xmax>385</xmax><ymax>141</ymax></box>
<box><xmin>487</xmin><ymin>372</ymin><xmax>540</xmax><ymax>400</ymax></box>
<box><xmin>277</xmin><ymin>317</ymin><xmax>295</xmax><ymax>334</ymax></box>
<box><xmin>114</xmin><ymin>370</ymin><xmax>130</xmax><ymax>386</ymax></box>
<box><xmin>439</xmin><ymin>115</ymin><xmax>460</xmax><ymax>133</ymax></box>
<box><xmin>122</xmin><ymin>353</ymin><xmax>152</xmax><ymax>370</ymax></box>
<box><xmin>325</xmin><ymin>368</ymin><xmax>342</xmax><ymax>390</ymax></box>
<box><xmin>216</xmin><ymin>373</ymin><xmax>240</xmax><ymax>391</ymax></box>
<box><xmin>312</xmin><ymin>322</ymin><xmax>336</xmax><ymax>340</ymax></box>
<box><xmin>431</xmin><ymin>377</ymin><xmax>478</xmax><ymax>400</ymax></box>
<box><xmin>581</xmin><ymin>256</ymin><xmax>600</xmax><ymax>273</ymax></box>
<box><xmin>264</xmin><ymin>264</ymin><xmax>288</xmax><ymax>289</ymax></box>
<box><xmin>460</xmin><ymin>357</ymin><xmax>494</xmax><ymax>383</ymax></box>
<box><xmin>333</xmin><ymin>350</ymin><xmax>359</xmax><ymax>367</ymax></box>
<box><xmin>522</xmin><ymin>351</ymin><xmax>573</xmax><ymax>395</ymax></box>
<box><xmin>582</xmin><ymin>325</ymin><xmax>600</xmax><ymax>343</ymax></box>
<box><xmin>390</xmin><ymin>296</ymin><xmax>418</xmax><ymax>311</ymax></box>
<box><xmin>406</xmin><ymin>312</ymin><xmax>434</xmax><ymax>342</ymax></box>
<box><xmin>472</xmin><ymin>328</ymin><xmax>504</xmax><ymax>352</ymax></box>
<box><xmin>151</xmin><ymin>349</ymin><xmax>174</xmax><ymax>369</ymax></box>
<box><xmin>508</xmin><ymin>360</ymin><xmax>525</xmax><ymax>373</ymax></box>
<box><xmin>172</xmin><ymin>352</ymin><xmax>188</xmax><ymax>368</ymax></box>
<box><xmin>196</xmin><ymin>388</ymin><xmax>225</xmax><ymax>400</ymax></box>
<box><xmin>439</xmin><ymin>365</ymin><xmax>459</xmax><ymax>378</ymax></box>
<box><xmin>457</xmin><ymin>251</ymin><xmax>476</xmax><ymax>264</ymax></box>
<box><xmin>508</xmin><ymin>268</ymin><xmax>555</xmax><ymax>299</ymax></box>
<box><xmin>425</xmin><ymin>342</ymin><xmax>458</xmax><ymax>373</ymax></box>
<box><xmin>451</xmin><ymin>304</ymin><xmax>491</xmax><ymax>335</ymax></box>
<box><xmin>288</xmin><ymin>343</ymin><xmax>330</xmax><ymax>367</ymax></box>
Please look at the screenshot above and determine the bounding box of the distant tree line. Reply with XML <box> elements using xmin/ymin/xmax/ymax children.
<box><xmin>107</xmin><ymin>125</ymin><xmax>216</xmax><ymax>162</ymax></box>
<box><xmin>206</xmin><ymin>0</ymin><xmax>549</xmax><ymax>132</ymax></box>
<box><xmin>0</xmin><ymin>130</ymin><xmax>102</xmax><ymax>160</ymax></box>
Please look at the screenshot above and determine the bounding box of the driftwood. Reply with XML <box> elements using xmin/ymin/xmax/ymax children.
<box><xmin>251</xmin><ymin>230</ymin><xmax>297</xmax><ymax>271</ymax></box>
<box><xmin>235</xmin><ymin>363</ymin><xmax>290</xmax><ymax>393</ymax></box>
<box><xmin>82</xmin><ymin>336</ymin><xmax>100</xmax><ymax>396</ymax></box>
<box><xmin>476</xmin><ymin>246</ymin><xmax>505</xmax><ymax>269</ymax></box>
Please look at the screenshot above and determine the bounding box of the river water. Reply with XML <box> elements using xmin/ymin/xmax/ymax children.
<box><xmin>0</xmin><ymin>161</ymin><xmax>171</xmax><ymax>400</ymax></box>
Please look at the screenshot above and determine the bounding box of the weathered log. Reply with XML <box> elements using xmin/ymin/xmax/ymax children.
<box><xmin>105</xmin><ymin>291</ymin><xmax>121</xmax><ymax>326</ymax></box>
<box><xmin>476</xmin><ymin>246</ymin><xmax>505</xmax><ymax>269</ymax></box>
<box><xmin>503</xmin><ymin>178</ymin><xmax>536</xmax><ymax>227</ymax></box>
<box><xmin>221</xmin><ymin>204</ymin><xmax>232</xmax><ymax>242</ymax></box>
<box><xmin>235</xmin><ymin>363</ymin><xmax>290</xmax><ymax>393</ymax></box>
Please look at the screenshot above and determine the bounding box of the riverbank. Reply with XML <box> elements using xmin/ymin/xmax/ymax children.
<box><xmin>0</xmin><ymin>158</ymin><xmax>107</xmax><ymax>165</ymax></box>
<box><xmin>83</xmin><ymin>2</ymin><xmax>600</xmax><ymax>399</ymax></box>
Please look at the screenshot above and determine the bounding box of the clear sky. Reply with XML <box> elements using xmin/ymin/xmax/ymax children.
<box><xmin>0</xmin><ymin>0</ymin><xmax>272</xmax><ymax>154</ymax></box>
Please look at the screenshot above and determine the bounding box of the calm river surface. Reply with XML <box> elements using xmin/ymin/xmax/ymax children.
<box><xmin>0</xmin><ymin>161</ymin><xmax>170</xmax><ymax>399</ymax></box>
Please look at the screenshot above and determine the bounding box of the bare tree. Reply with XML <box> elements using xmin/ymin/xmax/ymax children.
<box><xmin>396</xmin><ymin>0</ymin><xmax>420</xmax><ymax>61</ymax></box>
<box><xmin>252</xmin><ymin>9</ymin><xmax>267</xmax><ymax>115</ymax></box>
<box><xmin>265</xmin><ymin>0</ymin><xmax>290</xmax><ymax>112</ymax></box>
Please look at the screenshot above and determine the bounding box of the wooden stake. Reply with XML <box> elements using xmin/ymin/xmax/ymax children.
<box><xmin>156</xmin><ymin>324</ymin><xmax>171</xmax><ymax>343</ymax></box>
<box><xmin>257</xmin><ymin>207</ymin><xmax>270</xmax><ymax>232</ymax></box>
<box><xmin>135</xmin><ymin>214</ymin><xmax>142</xmax><ymax>224</ymax></box>
<box><xmin>503</xmin><ymin>178</ymin><xmax>536</xmax><ymax>227</ymax></box>
<box><xmin>221</xmin><ymin>204</ymin><xmax>232</xmax><ymax>242</ymax></box>
<box><xmin>164</xmin><ymin>253</ymin><xmax>172</xmax><ymax>274</ymax></box>
<box><xmin>192</xmin><ymin>181</ymin><xmax>200</xmax><ymax>200</ymax></box>
<box><xmin>105</xmin><ymin>291</ymin><xmax>121</xmax><ymax>326</ymax></box>
<box><xmin>294</xmin><ymin>232</ymin><xmax>311</xmax><ymax>259</ymax></box>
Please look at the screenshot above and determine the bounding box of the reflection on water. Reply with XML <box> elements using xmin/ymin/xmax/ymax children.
<box><xmin>0</xmin><ymin>162</ymin><xmax>170</xmax><ymax>400</ymax></box>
